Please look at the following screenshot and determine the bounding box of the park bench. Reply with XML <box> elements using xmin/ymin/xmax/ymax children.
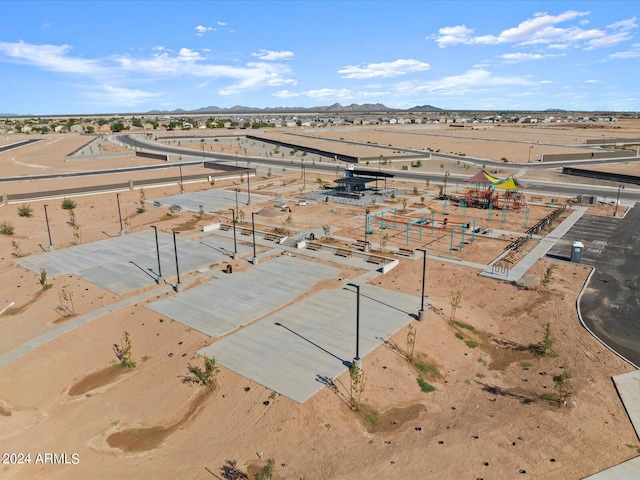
<box><xmin>241</xmin><ymin>229</ymin><xmax>252</xmax><ymax>236</ymax></box>
<box><xmin>307</xmin><ymin>242</ymin><xmax>322</xmax><ymax>251</ymax></box>
<box><xmin>153</xmin><ymin>200</ymin><xmax>162</xmax><ymax>208</ymax></box>
<box><xmin>264</xmin><ymin>233</ymin><xmax>279</xmax><ymax>241</ymax></box>
<box><xmin>172</xmin><ymin>204</ymin><xmax>182</xmax><ymax>212</ymax></box>
<box><xmin>219</xmin><ymin>223</ymin><xmax>231</xmax><ymax>231</ymax></box>
<box><xmin>368</xmin><ymin>255</ymin><xmax>385</xmax><ymax>265</ymax></box>
<box><xmin>396</xmin><ymin>247</ymin><xmax>415</xmax><ymax>257</ymax></box>
<box><xmin>335</xmin><ymin>249</ymin><xmax>352</xmax><ymax>258</ymax></box>
<box><xmin>352</xmin><ymin>240</ymin><xmax>371</xmax><ymax>251</ymax></box>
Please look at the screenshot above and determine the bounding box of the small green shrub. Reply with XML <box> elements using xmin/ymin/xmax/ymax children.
<box><xmin>0</xmin><ymin>221</ymin><xmax>14</xmax><ymax>235</ymax></box>
<box><xmin>61</xmin><ymin>198</ymin><xmax>77</xmax><ymax>210</ymax></box>
<box><xmin>454</xmin><ymin>320</ymin><xmax>477</xmax><ymax>333</ymax></box>
<box><xmin>454</xmin><ymin>332</ymin><xmax>464</xmax><ymax>340</ymax></box>
<box><xmin>17</xmin><ymin>204</ymin><xmax>33</xmax><ymax>217</ymax></box>
<box><xmin>366</xmin><ymin>413</ymin><xmax>379</xmax><ymax>425</ymax></box>
<box><xmin>465</xmin><ymin>339</ymin><xmax>479</xmax><ymax>348</ymax></box>
<box><xmin>540</xmin><ymin>393</ymin><xmax>559</xmax><ymax>403</ymax></box>
<box><xmin>414</xmin><ymin>361</ymin><xmax>440</xmax><ymax>377</ymax></box>
<box><xmin>417</xmin><ymin>377</ymin><xmax>435</xmax><ymax>393</ymax></box>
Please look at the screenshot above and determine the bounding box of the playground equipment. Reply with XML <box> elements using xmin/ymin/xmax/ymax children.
<box><xmin>463</xmin><ymin>170</ymin><xmax>530</xmax><ymax>212</ymax></box>
<box><xmin>365</xmin><ymin>208</ymin><xmax>475</xmax><ymax>248</ymax></box>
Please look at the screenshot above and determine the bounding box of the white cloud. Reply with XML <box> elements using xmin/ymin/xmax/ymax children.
<box><xmin>217</xmin><ymin>61</ymin><xmax>294</xmax><ymax>95</ymax></box>
<box><xmin>302</xmin><ymin>88</ymin><xmax>352</xmax><ymax>100</ymax></box>
<box><xmin>273</xmin><ymin>90</ymin><xmax>300</xmax><ymax>99</ymax></box>
<box><xmin>217</xmin><ymin>21</ymin><xmax>226</xmax><ymax>27</ymax></box>
<box><xmin>431</xmin><ymin>10</ymin><xmax>635</xmax><ymax>50</ymax></box>
<box><xmin>498</xmin><ymin>53</ymin><xmax>545</xmax><ymax>63</ymax></box>
<box><xmin>0</xmin><ymin>41</ymin><xmax>103</xmax><ymax>74</ymax></box>
<box><xmin>585</xmin><ymin>79</ymin><xmax>601</xmax><ymax>83</ymax></box>
<box><xmin>338</xmin><ymin>59</ymin><xmax>430</xmax><ymax>79</ymax></box>
<box><xmin>195</xmin><ymin>25</ymin><xmax>215</xmax><ymax>36</ymax></box>
<box><xmin>607</xmin><ymin>17</ymin><xmax>637</xmax><ymax>31</ymax></box>
<box><xmin>395</xmin><ymin>69</ymin><xmax>534</xmax><ymax>97</ymax></box>
<box><xmin>430</xmin><ymin>25</ymin><xmax>475</xmax><ymax>47</ymax></box>
<box><xmin>609</xmin><ymin>43</ymin><xmax>640</xmax><ymax>59</ymax></box>
<box><xmin>85</xmin><ymin>84</ymin><xmax>161</xmax><ymax>107</ymax></box>
<box><xmin>251</xmin><ymin>50</ymin><xmax>294</xmax><ymax>61</ymax></box>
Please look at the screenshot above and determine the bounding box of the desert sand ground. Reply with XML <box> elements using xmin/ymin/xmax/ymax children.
<box><xmin>0</xmin><ymin>123</ymin><xmax>638</xmax><ymax>480</ymax></box>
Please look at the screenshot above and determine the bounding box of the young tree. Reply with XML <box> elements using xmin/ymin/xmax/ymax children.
<box><xmin>113</xmin><ymin>331</ymin><xmax>136</xmax><ymax>368</ymax></box>
<box><xmin>348</xmin><ymin>362</ymin><xmax>365</xmax><ymax>411</ymax></box>
<box><xmin>450</xmin><ymin>290</ymin><xmax>463</xmax><ymax>323</ymax></box>
<box><xmin>529</xmin><ymin>322</ymin><xmax>557</xmax><ymax>357</ymax></box>
<box><xmin>254</xmin><ymin>459</ymin><xmax>275</xmax><ymax>480</ymax></box>
<box><xmin>322</xmin><ymin>224</ymin><xmax>331</xmax><ymax>239</ymax></box>
<box><xmin>38</xmin><ymin>268</ymin><xmax>52</xmax><ymax>290</ymax></box>
<box><xmin>540</xmin><ymin>264</ymin><xmax>558</xmax><ymax>289</ymax></box>
<box><xmin>552</xmin><ymin>365</ymin><xmax>573</xmax><ymax>406</ymax></box>
<box><xmin>406</xmin><ymin>324</ymin><xmax>416</xmax><ymax>361</ymax></box>
<box><xmin>182</xmin><ymin>356</ymin><xmax>219</xmax><ymax>390</ymax></box>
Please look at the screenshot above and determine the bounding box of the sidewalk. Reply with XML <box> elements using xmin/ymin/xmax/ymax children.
<box><xmin>480</xmin><ymin>207</ymin><xmax>587</xmax><ymax>283</ymax></box>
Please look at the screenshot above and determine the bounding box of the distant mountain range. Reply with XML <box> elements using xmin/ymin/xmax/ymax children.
<box><xmin>146</xmin><ymin>103</ymin><xmax>444</xmax><ymax>115</ymax></box>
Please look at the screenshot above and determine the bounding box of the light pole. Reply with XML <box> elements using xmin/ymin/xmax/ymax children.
<box><xmin>246</xmin><ymin>160</ymin><xmax>251</xmax><ymax>205</ymax></box>
<box><xmin>614</xmin><ymin>184</ymin><xmax>624</xmax><ymax>217</ymax></box>
<box><xmin>443</xmin><ymin>171</ymin><xmax>450</xmax><ymax>197</ymax></box>
<box><xmin>116</xmin><ymin>193</ymin><xmax>124</xmax><ymax>236</ymax></box>
<box><xmin>178</xmin><ymin>156</ymin><xmax>184</xmax><ymax>194</ymax></box>
<box><xmin>173</xmin><ymin>231</ymin><xmax>182</xmax><ymax>292</ymax></box>
<box><xmin>43</xmin><ymin>204</ymin><xmax>54</xmax><ymax>251</ymax></box>
<box><xmin>229</xmin><ymin>208</ymin><xmax>238</xmax><ymax>260</ymax></box>
<box><xmin>251</xmin><ymin>212</ymin><xmax>258</xmax><ymax>265</ymax></box>
<box><xmin>416</xmin><ymin>248</ymin><xmax>427</xmax><ymax>321</ymax></box>
<box><xmin>528</xmin><ymin>145</ymin><xmax>533</xmax><ymax>163</ymax></box>
<box><xmin>347</xmin><ymin>283</ymin><xmax>361</xmax><ymax>368</ymax></box>
<box><xmin>151</xmin><ymin>225</ymin><xmax>163</xmax><ymax>283</ymax></box>
<box><xmin>201</xmin><ymin>138</ymin><xmax>205</xmax><ymax>160</ymax></box>
<box><xmin>235</xmin><ymin>188</ymin><xmax>239</xmax><ymax>217</ymax></box>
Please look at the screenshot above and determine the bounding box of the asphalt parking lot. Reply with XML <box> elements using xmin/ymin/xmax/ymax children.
<box><xmin>548</xmin><ymin>207</ymin><xmax>640</xmax><ymax>367</ymax></box>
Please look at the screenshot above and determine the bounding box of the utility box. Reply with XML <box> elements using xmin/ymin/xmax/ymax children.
<box><xmin>571</xmin><ymin>241</ymin><xmax>584</xmax><ymax>263</ymax></box>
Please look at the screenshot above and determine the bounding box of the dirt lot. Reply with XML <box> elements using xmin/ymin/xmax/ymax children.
<box><xmin>0</xmin><ymin>125</ymin><xmax>638</xmax><ymax>479</ymax></box>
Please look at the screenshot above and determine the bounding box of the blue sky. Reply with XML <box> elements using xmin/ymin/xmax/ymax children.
<box><xmin>0</xmin><ymin>1</ymin><xmax>638</xmax><ymax>114</ymax></box>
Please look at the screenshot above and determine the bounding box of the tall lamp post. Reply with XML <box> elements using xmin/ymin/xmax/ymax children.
<box><xmin>172</xmin><ymin>231</ymin><xmax>182</xmax><ymax>292</ymax></box>
<box><xmin>347</xmin><ymin>283</ymin><xmax>362</xmax><ymax>368</ymax></box>
<box><xmin>229</xmin><ymin>208</ymin><xmax>238</xmax><ymax>260</ymax></box>
<box><xmin>151</xmin><ymin>225</ymin><xmax>163</xmax><ymax>283</ymax></box>
<box><xmin>417</xmin><ymin>249</ymin><xmax>427</xmax><ymax>321</ymax></box>
<box><xmin>246</xmin><ymin>160</ymin><xmax>251</xmax><ymax>205</ymax></box>
<box><xmin>178</xmin><ymin>156</ymin><xmax>184</xmax><ymax>194</ymax></box>
<box><xmin>614</xmin><ymin>184</ymin><xmax>624</xmax><ymax>217</ymax></box>
<box><xmin>43</xmin><ymin>204</ymin><xmax>54</xmax><ymax>251</ymax></box>
<box><xmin>443</xmin><ymin>171</ymin><xmax>450</xmax><ymax>197</ymax></box>
<box><xmin>251</xmin><ymin>212</ymin><xmax>258</xmax><ymax>265</ymax></box>
<box><xmin>528</xmin><ymin>145</ymin><xmax>534</xmax><ymax>163</ymax></box>
<box><xmin>116</xmin><ymin>193</ymin><xmax>125</xmax><ymax>236</ymax></box>
<box><xmin>201</xmin><ymin>138</ymin><xmax>205</xmax><ymax>160</ymax></box>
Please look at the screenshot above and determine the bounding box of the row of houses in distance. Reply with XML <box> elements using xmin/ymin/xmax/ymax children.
<box><xmin>0</xmin><ymin>111</ymin><xmax>627</xmax><ymax>135</ymax></box>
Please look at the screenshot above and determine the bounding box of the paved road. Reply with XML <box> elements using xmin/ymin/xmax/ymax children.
<box><xmin>122</xmin><ymin>134</ymin><xmax>640</xmax><ymax>202</ymax></box>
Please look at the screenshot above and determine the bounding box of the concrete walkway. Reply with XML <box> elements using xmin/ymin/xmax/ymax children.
<box><xmin>480</xmin><ymin>207</ymin><xmax>588</xmax><ymax>282</ymax></box>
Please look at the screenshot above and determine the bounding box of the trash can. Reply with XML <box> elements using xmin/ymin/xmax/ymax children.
<box><xmin>570</xmin><ymin>241</ymin><xmax>584</xmax><ymax>263</ymax></box>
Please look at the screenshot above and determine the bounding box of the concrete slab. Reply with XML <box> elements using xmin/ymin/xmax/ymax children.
<box><xmin>16</xmin><ymin>231</ymin><xmax>244</xmax><ymax>295</ymax></box>
<box><xmin>150</xmin><ymin>188</ymin><xmax>273</xmax><ymax>214</ymax></box>
<box><xmin>199</xmin><ymin>284</ymin><xmax>420</xmax><ymax>403</ymax></box>
<box><xmin>583</xmin><ymin>457</ymin><xmax>640</xmax><ymax>479</ymax></box>
<box><xmin>146</xmin><ymin>255</ymin><xmax>340</xmax><ymax>338</ymax></box>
